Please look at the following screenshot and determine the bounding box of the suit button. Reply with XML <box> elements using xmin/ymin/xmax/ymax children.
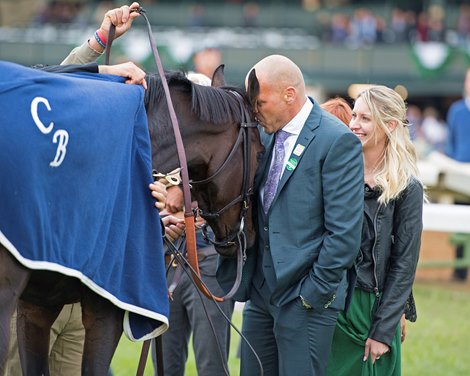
<box><xmin>264</xmin><ymin>226</ymin><xmax>268</xmax><ymax>231</ymax></box>
<box><xmin>265</xmin><ymin>245</ymin><xmax>270</xmax><ymax>250</ymax></box>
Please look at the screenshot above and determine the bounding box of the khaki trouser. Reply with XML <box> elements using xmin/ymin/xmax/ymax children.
<box><xmin>5</xmin><ymin>303</ymin><xmax>84</xmax><ymax>376</ymax></box>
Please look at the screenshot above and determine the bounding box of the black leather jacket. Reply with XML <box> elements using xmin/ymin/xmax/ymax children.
<box><xmin>356</xmin><ymin>177</ymin><xmax>424</xmax><ymax>346</ymax></box>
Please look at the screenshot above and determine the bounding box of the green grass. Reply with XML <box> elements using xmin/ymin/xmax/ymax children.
<box><xmin>111</xmin><ymin>306</ymin><xmax>242</xmax><ymax>376</ymax></box>
<box><xmin>111</xmin><ymin>281</ymin><xmax>470</xmax><ymax>375</ymax></box>
<box><xmin>402</xmin><ymin>281</ymin><xmax>470</xmax><ymax>376</ymax></box>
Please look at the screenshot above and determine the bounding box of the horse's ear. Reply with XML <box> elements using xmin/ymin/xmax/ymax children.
<box><xmin>247</xmin><ymin>68</ymin><xmax>259</xmax><ymax>108</ymax></box>
<box><xmin>211</xmin><ymin>64</ymin><xmax>226</xmax><ymax>88</ymax></box>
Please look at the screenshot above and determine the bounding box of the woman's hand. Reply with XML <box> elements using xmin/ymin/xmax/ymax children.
<box><xmin>363</xmin><ymin>338</ymin><xmax>390</xmax><ymax>364</ymax></box>
<box><xmin>400</xmin><ymin>313</ymin><xmax>406</xmax><ymax>343</ymax></box>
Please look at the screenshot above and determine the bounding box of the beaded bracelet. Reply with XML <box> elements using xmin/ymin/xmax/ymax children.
<box><xmin>94</xmin><ymin>30</ymin><xmax>107</xmax><ymax>49</ymax></box>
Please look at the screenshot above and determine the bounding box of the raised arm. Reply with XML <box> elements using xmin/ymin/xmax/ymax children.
<box><xmin>61</xmin><ymin>2</ymin><xmax>141</xmax><ymax>65</ymax></box>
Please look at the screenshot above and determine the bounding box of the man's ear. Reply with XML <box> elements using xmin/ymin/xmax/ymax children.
<box><xmin>284</xmin><ymin>86</ymin><xmax>296</xmax><ymax>104</ymax></box>
<box><xmin>247</xmin><ymin>68</ymin><xmax>259</xmax><ymax>108</ymax></box>
<box><xmin>211</xmin><ymin>64</ymin><xmax>226</xmax><ymax>88</ymax></box>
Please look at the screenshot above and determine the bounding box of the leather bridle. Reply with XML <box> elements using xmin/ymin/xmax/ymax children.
<box><xmin>192</xmin><ymin>94</ymin><xmax>258</xmax><ymax>251</ymax></box>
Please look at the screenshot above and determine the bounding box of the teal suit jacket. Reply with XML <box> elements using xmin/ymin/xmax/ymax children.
<box><xmin>217</xmin><ymin>98</ymin><xmax>363</xmax><ymax>312</ymax></box>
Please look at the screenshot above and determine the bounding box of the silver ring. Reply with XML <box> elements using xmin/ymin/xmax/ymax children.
<box><xmin>376</xmin><ymin>356</ymin><xmax>381</xmax><ymax>360</ymax></box>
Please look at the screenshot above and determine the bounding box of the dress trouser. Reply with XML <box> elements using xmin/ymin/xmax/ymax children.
<box><xmin>6</xmin><ymin>303</ymin><xmax>84</xmax><ymax>376</ymax></box>
<box><xmin>153</xmin><ymin>252</ymin><xmax>235</xmax><ymax>376</ymax></box>
<box><xmin>240</xmin><ymin>281</ymin><xmax>340</xmax><ymax>376</ymax></box>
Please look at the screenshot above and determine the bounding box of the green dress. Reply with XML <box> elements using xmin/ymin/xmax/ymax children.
<box><xmin>327</xmin><ymin>288</ymin><xmax>402</xmax><ymax>376</ymax></box>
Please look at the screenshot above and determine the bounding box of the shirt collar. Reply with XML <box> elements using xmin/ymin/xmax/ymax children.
<box><xmin>281</xmin><ymin>97</ymin><xmax>313</xmax><ymax>135</ymax></box>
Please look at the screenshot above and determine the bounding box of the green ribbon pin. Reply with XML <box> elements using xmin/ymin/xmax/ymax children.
<box><xmin>286</xmin><ymin>158</ymin><xmax>297</xmax><ymax>171</ymax></box>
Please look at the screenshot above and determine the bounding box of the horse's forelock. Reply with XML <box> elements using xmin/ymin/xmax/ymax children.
<box><xmin>145</xmin><ymin>72</ymin><xmax>246</xmax><ymax>126</ymax></box>
<box><xmin>191</xmin><ymin>84</ymin><xmax>246</xmax><ymax>125</ymax></box>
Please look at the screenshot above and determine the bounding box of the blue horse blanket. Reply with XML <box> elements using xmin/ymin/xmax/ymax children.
<box><xmin>0</xmin><ymin>61</ymin><xmax>169</xmax><ymax>340</ymax></box>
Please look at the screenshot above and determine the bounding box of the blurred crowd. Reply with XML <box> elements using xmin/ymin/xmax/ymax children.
<box><xmin>12</xmin><ymin>1</ymin><xmax>469</xmax><ymax>50</ymax></box>
<box><xmin>321</xmin><ymin>4</ymin><xmax>470</xmax><ymax>48</ymax></box>
<box><xmin>406</xmin><ymin>104</ymin><xmax>449</xmax><ymax>160</ymax></box>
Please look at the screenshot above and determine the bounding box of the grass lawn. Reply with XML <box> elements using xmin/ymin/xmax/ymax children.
<box><xmin>111</xmin><ymin>281</ymin><xmax>470</xmax><ymax>375</ymax></box>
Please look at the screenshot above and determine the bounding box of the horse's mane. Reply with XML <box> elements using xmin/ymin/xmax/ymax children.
<box><xmin>145</xmin><ymin>71</ymin><xmax>247</xmax><ymax>125</ymax></box>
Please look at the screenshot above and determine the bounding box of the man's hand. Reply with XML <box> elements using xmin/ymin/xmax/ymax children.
<box><xmin>165</xmin><ymin>185</ymin><xmax>184</xmax><ymax>213</ymax></box>
<box><xmin>162</xmin><ymin>215</ymin><xmax>185</xmax><ymax>242</ymax></box>
<box><xmin>99</xmin><ymin>2</ymin><xmax>141</xmax><ymax>40</ymax></box>
<box><xmin>149</xmin><ymin>182</ymin><xmax>168</xmax><ymax>211</ymax></box>
<box><xmin>98</xmin><ymin>62</ymin><xmax>147</xmax><ymax>89</ymax></box>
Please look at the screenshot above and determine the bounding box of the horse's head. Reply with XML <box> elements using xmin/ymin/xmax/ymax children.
<box><xmin>145</xmin><ymin>66</ymin><xmax>264</xmax><ymax>258</ymax></box>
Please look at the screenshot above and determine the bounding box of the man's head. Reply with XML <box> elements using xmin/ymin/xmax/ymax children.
<box><xmin>246</xmin><ymin>55</ymin><xmax>306</xmax><ymax>134</ymax></box>
<box><xmin>192</xmin><ymin>47</ymin><xmax>222</xmax><ymax>79</ymax></box>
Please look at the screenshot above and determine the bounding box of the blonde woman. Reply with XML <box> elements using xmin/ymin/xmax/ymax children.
<box><xmin>327</xmin><ymin>85</ymin><xmax>424</xmax><ymax>376</ymax></box>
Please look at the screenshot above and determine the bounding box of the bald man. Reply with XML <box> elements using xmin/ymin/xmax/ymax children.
<box><xmin>217</xmin><ymin>55</ymin><xmax>364</xmax><ymax>375</ymax></box>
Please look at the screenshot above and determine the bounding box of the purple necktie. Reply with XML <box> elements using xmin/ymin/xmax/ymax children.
<box><xmin>263</xmin><ymin>130</ymin><xmax>290</xmax><ymax>213</ymax></box>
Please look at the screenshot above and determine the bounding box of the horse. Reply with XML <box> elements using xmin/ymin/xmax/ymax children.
<box><xmin>146</xmin><ymin>66</ymin><xmax>262</xmax><ymax>257</ymax></box>
<box><xmin>0</xmin><ymin>62</ymin><xmax>262</xmax><ymax>375</ymax></box>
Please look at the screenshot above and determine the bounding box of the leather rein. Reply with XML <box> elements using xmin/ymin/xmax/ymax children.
<box><xmin>106</xmin><ymin>8</ymin><xmax>255</xmax><ymax>302</ymax></box>
<box><xmin>194</xmin><ymin>95</ymin><xmax>256</xmax><ymax>251</ymax></box>
<box><xmin>105</xmin><ymin>9</ymin><xmax>263</xmax><ymax>376</ymax></box>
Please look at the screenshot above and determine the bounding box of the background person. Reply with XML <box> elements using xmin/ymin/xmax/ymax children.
<box><xmin>217</xmin><ymin>54</ymin><xmax>364</xmax><ymax>375</ymax></box>
<box><xmin>445</xmin><ymin>67</ymin><xmax>470</xmax><ymax>282</ymax></box>
<box><xmin>191</xmin><ymin>46</ymin><xmax>222</xmax><ymax>79</ymax></box>
<box><xmin>327</xmin><ymin>85</ymin><xmax>424</xmax><ymax>375</ymax></box>
<box><xmin>320</xmin><ymin>96</ymin><xmax>353</xmax><ymax>125</ymax></box>
<box><xmin>150</xmin><ymin>182</ymin><xmax>235</xmax><ymax>376</ymax></box>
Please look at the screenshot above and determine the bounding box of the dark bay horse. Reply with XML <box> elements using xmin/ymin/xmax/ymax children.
<box><xmin>0</xmin><ymin>64</ymin><xmax>262</xmax><ymax>375</ymax></box>
<box><xmin>146</xmin><ymin>66</ymin><xmax>262</xmax><ymax>257</ymax></box>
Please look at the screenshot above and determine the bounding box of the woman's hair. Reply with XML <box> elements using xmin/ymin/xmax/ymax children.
<box><xmin>321</xmin><ymin>97</ymin><xmax>352</xmax><ymax>125</ymax></box>
<box><xmin>357</xmin><ymin>85</ymin><xmax>422</xmax><ymax>204</ymax></box>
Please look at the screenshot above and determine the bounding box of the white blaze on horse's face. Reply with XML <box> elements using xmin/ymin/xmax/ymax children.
<box><xmin>30</xmin><ymin>96</ymin><xmax>69</xmax><ymax>167</ymax></box>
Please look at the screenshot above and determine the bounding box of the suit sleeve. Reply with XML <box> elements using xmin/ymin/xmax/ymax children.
<box><xmin>300</xmin><ymin>131</ymin><xmax>364</xmax><ymax>311</ymax></box>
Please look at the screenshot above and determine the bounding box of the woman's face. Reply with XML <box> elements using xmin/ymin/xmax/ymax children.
<box><xmin>349</xmin><ymin>96</ymin><xmax>387</xmax><ymax>151</ymax></box>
